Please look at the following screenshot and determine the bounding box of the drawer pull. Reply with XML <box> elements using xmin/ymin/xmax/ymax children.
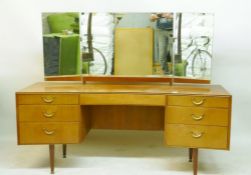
<box><xmin>192</xmin><ymin>98</ymin><xmax>205</xmax><ymax>106</ymax></box>
<box><xmin>191</xmin><ymin>132</ymin><xmax>203</xmax><ymax>138</ymax></box>
<box><xmin>41</xmin><ymin>96</ymin><xmax>55</xmax><ymax>103</ymax></box>
<box><xmin>191</xmin><ymin>114</ymin><xmax>204</xmax><ymax>121</ymax></box>
<box><xmin>43</xmin><ymin>112</ymin><xmax>55</xmax><ymax>118</ymax></box>
<box><xmin>43</xmin><ymin>129</ymin><xmax>55</xmax><ymax>135</ymax></box>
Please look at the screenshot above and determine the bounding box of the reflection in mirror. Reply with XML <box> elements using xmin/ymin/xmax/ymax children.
<box><xmin>80</xmin><ymin>13</ymin><xmax>173</xmax><ymax>76</ymax></box>
<box><xmin>80</xmin><ymin>13</ymin><xmax>114</xmax><ymax>75</ymax></box>
<box><xmin>42</xmin><ymin>12</ymin><xmax>81</xmax><ymax>76</ymax></box>
<box><xmin>42</xmin><ymin>12</ymin><xmax>213</xmax><ymax>81</ymax></box>
<box><xmin>173</xmin><ymin>13</ymin><xmax>213</xmax><ymax>79</ymax></box>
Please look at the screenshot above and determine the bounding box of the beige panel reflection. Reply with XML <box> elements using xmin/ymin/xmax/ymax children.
<box><xmin>115</xmin><ymin>28</ymin><xmax>153</xmax><ymax>75</ymax></box>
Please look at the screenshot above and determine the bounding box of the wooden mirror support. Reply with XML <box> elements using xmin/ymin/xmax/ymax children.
<box><xmin>44</xmin><ymin>75</ymin><xmax>210</xmax><ymax>84</ymax></box>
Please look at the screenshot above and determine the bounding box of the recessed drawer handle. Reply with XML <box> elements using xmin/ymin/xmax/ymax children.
<box><xmin>43</xmin><ymin>129</ymin><xmax>55</xmax><ymax>135</ymax></box>
<box><xmin>192</xmin><ymin>98</ymin><xmax>205</xmax><ymax>106</ymax></box>
<box><xmin>191</xmin><ymin>114</ymin><xmax>204</xmax><ymax>121</ymax></box>
<box><xmin>42</xmin><ymin>96</ymin><xmax>55</xmax><ymax>103</ymax></box>
<box><xmin>191</xmin><ymin>132</ymin><xmax>203</xmax><ymax>138</ymax></box>
<box><xmin>43</xmin><ymin>112</ymin><xmax>55</xmax><ymax>118</ymax></box>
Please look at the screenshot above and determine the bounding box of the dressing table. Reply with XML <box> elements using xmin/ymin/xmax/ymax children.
<box><xmin>16</xmin><ymin>81</ymin><xmax>232</xmax><ymax>175</ymax></box>
<box><xmin>18</xmin><ymin>12</ymin><xmax>231</xmax><ymax>174</ymax></box>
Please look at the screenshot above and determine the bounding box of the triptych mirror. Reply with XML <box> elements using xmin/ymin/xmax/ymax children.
<box><xmin>42</xmin><ymin>12</ymin><xmax>214</xmax><ymax>82</ymax></box>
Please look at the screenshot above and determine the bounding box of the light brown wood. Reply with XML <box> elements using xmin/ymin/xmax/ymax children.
<box><xmin>173</xmin><ymin>76</ymin><xmax>210</xmax><ymax>84</ymax></box>
<box><xmin>43</xmin><ymin>74</ymin><xmax>210</xmax><ymax>84</ymax></box>
<box><xmin>80</xmin><ymin>94</ymin><xmax>166</xmax><ymax>106</ymax></box>
<box><xmin>15</xmin><ymin>95</ymin><xmax>20</xmax><ymax>146</ymax></box>
<box><xmin>16</xmin><ymin>82</ymin><xmax>231</xmax><ymax>96</ymax></box>
<box><xmin>81</xmin><ymin>106</ymin><xmax>91</xmax><ymax>135</ymax></box>
<box><xmin>227</xmin><ymin>96</ymin><xmax>232</xmax><ymax>151</ymax></box>
<box><xmin>17</xmin><ymin>94</ymin><xmax>79</xmax><ymax>105</ymax></box>
<box><xmin>82</xmin><ymin>75</ymin><xmax>212</xmax><ymax>84</ymax></box>
<box><xmin>167</xmin><ymin>95</ymin><xmax>230</xmax><ymax>108</ymax></box>
<box><xmin>166</xmin><ymin>106</ymin><xmax>229</xmax><ymax>126</ymax></box>
<box><xmin>18</xmin><ymin>105</ymin><xmax>81</xmax><ymax>122</ymax></box>
<box><xmin>88</xmin><ymin>106</ymin><xmax>164</xmax><ymax>130</ymax></box>
<box><xmin>114</xmin><ymin>28</ymin><xmax>153</xmax><ymax>75</ymax></box>
<box><xmin>19</xmin><ymin>122</ymin><xmax>83</xmax><ymax>144</ymax></box>
<box><xmin>15</xmin><ymin>81</ymin><xmax>232</xmax><ymax>174</ymax></box>
<box><xmin>164</xmin><ymin>124</ymin><xmax>228</xmax><ymax>149</ymax></box>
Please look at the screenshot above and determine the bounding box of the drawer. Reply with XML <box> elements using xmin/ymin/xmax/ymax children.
<box><xmin>17</xmin><ymin>94</ymin><xmax>79</xmax><ymax>105</ymax></box>
<box><xmin>167</xmin><ymin>95</ymin><xmax>230</xmax><ymax>108</ymax></box>
<box><xmin>18</xmin><ymin>122</ymin><xmax>83</xmax><ymax>144</ymax></box>
<box><xmin>165</xmin><ymin>124</ymin><xmax>228</xmax><ymax>149</ymax></box>
<box><xmin>80</xmin><ymin>94</ymin><xmax>166</xmax><ymax>106</ymax></box>
<box><xmin>166</xmin><ymin>106</ymin><xmax>229</xmax><ymax>126</ymax></box>
<box><xmin>18</xmin><ymin>105</ymin><xmax>81</xmax><ymax>122</ymax></box>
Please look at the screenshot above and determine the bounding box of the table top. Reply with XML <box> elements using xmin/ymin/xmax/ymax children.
<box><xmin>16</xmin><ymin>81</ymin><xmax>231</xmax><ymax>96</ymax></box>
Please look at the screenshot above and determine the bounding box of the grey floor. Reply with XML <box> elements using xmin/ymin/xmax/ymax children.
<box><xmin>0</xmin><ymin>130</ymin><xmax>249</xmax><ymax>175</ymax></box>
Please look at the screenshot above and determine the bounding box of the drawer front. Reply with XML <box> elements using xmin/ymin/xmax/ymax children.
<box><xmin>17</xmin><ymin>94</ymin><xmax>79</xmax><ymax>105</ymax></box>
<box><xmin>19</xmin><ymin>122</ymin><xmax>83</xmax><ymax>144</ymax></box>
<box><xmin>80</xmin><ymin>94</ymin><xmax>166</xmax><ymax>106</ymax></box>
<box><xmin>165</xmin><ymin>124</ymin><xmax>228</xmax><ymax>149</ymax></box>
<box><xmin>18</xmin><ymin>105</ymin><xmax>81</xmax><ymax>122</ymax></box>
<box><xmin>167</xmin><ymin>95</ymin><xmax>230</xmax><ymax>108</ymax></box>
<box><xmin>166</xmin><ymin>106</ymin><xmax>229</xmax><ymax>126</ymax></box>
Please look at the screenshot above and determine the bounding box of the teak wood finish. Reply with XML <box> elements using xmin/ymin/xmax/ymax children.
<box><xmin>44</xmin><ymin>74</ymin><xmax>211</xmax><ymax>84</ymax></box>
<box><xmin>16</xmin><ymin>81</ymin><xmax>232</xmax><ymax>175</ymax></box>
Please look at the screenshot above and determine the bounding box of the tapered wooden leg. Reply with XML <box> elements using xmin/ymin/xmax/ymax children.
<box><xmin>63</xmin><ymin>144</ymin><xmax>67</xmax><ymax>158</ymax></box>
<box><xmin>49</xmin><ymin>144</ymin><xmax>55</xmax><ymax>174</ymax></box>
<box><xmin>189</xmin><ymin>148</ymin><xmax>193</xmax><ymax>162</ymax></box>
<box><xmin>192</xmin><ymin>148</ymin><xmax>198</xmax><ymax>175</ymax></box>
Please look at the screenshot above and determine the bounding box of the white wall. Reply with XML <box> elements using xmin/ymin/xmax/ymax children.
<box><xmin>0</xmin><ymin>0</ymin><xmax>251</xmax><ymax>143</ymax></box>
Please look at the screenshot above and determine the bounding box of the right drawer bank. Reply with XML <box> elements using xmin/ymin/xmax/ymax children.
<box><xmin>165</xmin><ymin>95</ymin><xmax>231</xmax><ymax>150</ymax></box>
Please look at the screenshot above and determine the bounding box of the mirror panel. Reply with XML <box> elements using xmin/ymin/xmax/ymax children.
<box><xmin>173</xmin><ymin>13</ymin><xmax>213</xmax><ymax>79</ymax></box>
<box><xmin>42</xmin><ymin>12</ymin><xmax>81</xmax><ymax>76</ymax></box>
<box><xmin>42</xmin><ymin>12</ymin><xmax>213</xmax><ymax>81</ymax></box>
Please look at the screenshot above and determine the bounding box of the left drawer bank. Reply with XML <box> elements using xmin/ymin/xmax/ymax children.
<box><xmin>16</xmin><ymin>94</ymin><xmax>84</xmax><ymax>144</ymax></box>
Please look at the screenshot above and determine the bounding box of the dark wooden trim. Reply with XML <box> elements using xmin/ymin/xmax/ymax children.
<box><xmin>45</xmin><ymin>75</ymin><xmax>82</xmax><ymax>81</ymax></box>
<box><xmin>82</xmin><ymin>75</ymin><xmax>172</xmax><ymax>83</ymax></box>
<box><xmin>63</xmin><ymin>144</ymin><xmax>67</xmax><ymax>158</ymax></box>
<box><xmin>49</xmin><ymin>144</ymin><xmax>55</xmax><ymax>174</ymax></box>
<box><xmin>189</xmin><ymin>148</ymin><xmax>193</xmax><ymax>162</ymax></box>
<box><xmin>173</xmin><ymin>77</ymin><xmax>210</xmax><ymax>84</ymax></box>
<box><xmin>192</xmin><ymin>148</ymin><xmax>198</xmax><ymax>175</ymax></box>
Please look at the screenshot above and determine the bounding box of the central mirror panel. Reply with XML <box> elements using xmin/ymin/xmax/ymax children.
<box><xmin>42</xmin><ymin>12</ymin><xmax>213</xmax><ymax>80</ymax></box>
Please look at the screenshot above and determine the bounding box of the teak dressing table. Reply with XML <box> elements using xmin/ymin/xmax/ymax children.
<box><xmin>16</xmin><ymin>81</ymin><xmax>232</xmax><ymax>175</ymax></box>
